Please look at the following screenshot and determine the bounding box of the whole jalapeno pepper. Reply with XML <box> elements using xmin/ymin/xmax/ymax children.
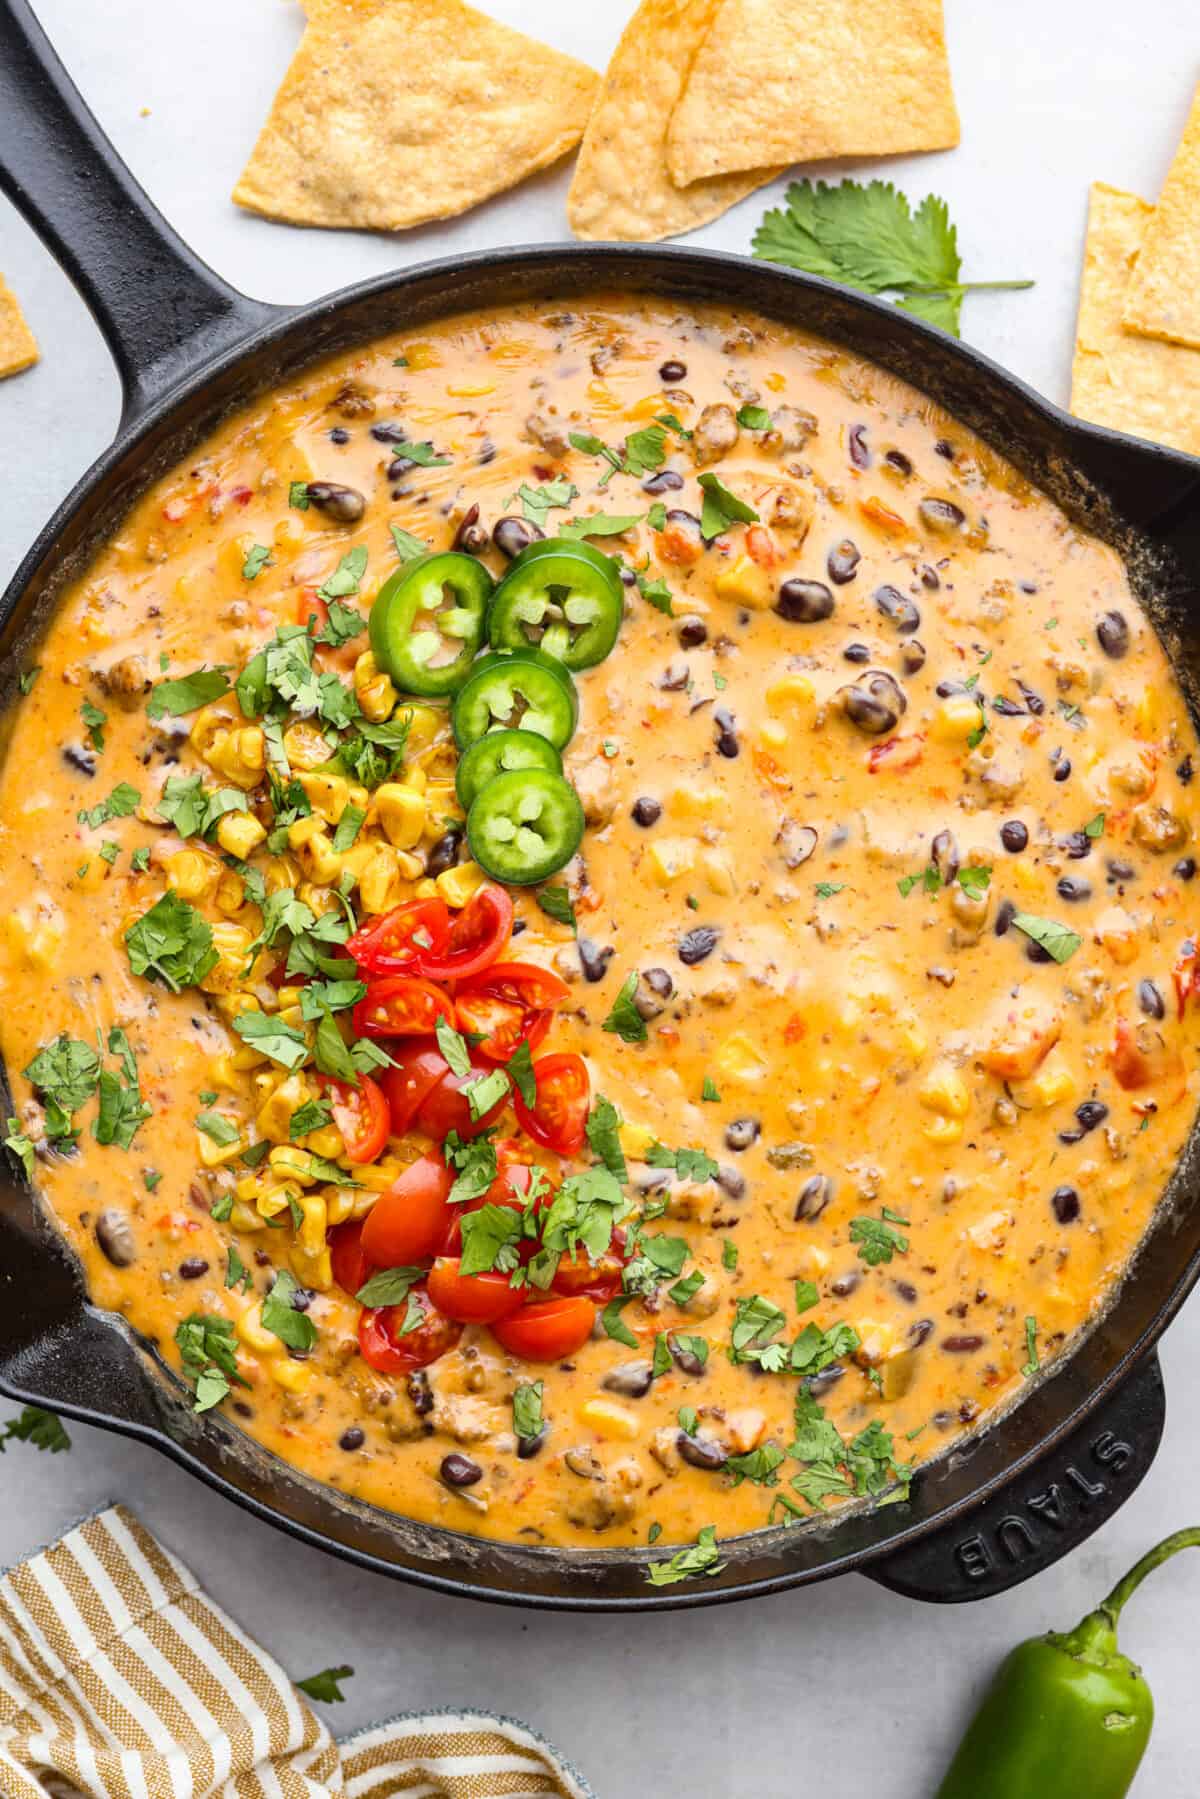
<box><xmin>935</xmin><ymin>1526</ymin><xmax>1200</xmax><ymax>1798</ymax></box>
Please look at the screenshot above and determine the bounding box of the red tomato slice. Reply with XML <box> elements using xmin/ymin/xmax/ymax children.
<box><xmin>513</xmin><ymin>1052</ymin><xmax>590</xmax><ymax>1157</ymax></box>
<box><xmin>491</xmin><ymin>1295</ymin><xmax>597</xmax><ymax>1361</ymax></box>
<box><xmin>321</xmin><ymin>1074</ymin><xmax>389</xmax><ymax>1164</ymax></box>
<box><xmin>416</xmin><ymin>1061</ymin><xmax>509</xmax><ymax>1142</ymax></box>
<box><xmin>415</xmin><ymin>883</ymin><xmax>513</xmax><ymax>981</ymax></box>
<box><xmin>358</xmin><ymin>1288</ymin><xmax>463</xmax><ymax>1374</ymax></box>
<box><xmin>360</xmin><ymin>1152</ymin><xmax>454</xmax><ymax>1265</ymax></box>
<box><xmin>353</xmin><ymin>977</ymin><xmax>457</xmax><ymax>1040</ymax></box>
<box><xmin>454</xmin><ymin>961</ymin><xmax>569</xmax><ymax>1061</ymax></box>
<box><xmin>348</xmin><ymin>898</ymin><xmax>452</xmax><ymax>976</ymax></box>
<box><xmin>441</xmin><ymin>1146</ymin><xmax>550</xmax><ymax>1254</ymax></box>
<box><xmin>329</xmin><ymin>1219</ymin><xmax>372</xmax><ymax>1297</ymax></box>
<box><xmin>427</xmin><ymin>1256</ymin><xmax>525</xmax><ymax>1324</ymax></box>
<box><xmin>381</xmin><ymin>1040</ymin><xmax>452</xmax><ymax>1136</ymax></box>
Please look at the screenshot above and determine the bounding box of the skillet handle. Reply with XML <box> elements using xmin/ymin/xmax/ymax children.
<box><xmin>865</xmin><ymin>1352</ymin><xmax>1166</xmax><ymax>1604</ymax></box>
<box><xmin>0</xmin><ymin>0</ymin><xmax>279</xmax><ymax>424</ymax></box>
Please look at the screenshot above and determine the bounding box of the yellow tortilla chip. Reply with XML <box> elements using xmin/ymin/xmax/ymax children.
<box><xmin>665</xmin><ymin>0</ymin><xmax>959</xmax><ymax>189</ymax></box>
<box><xmin>1122</xmin><ymin>84</ymin><xmax>1200</xmax><ymax>351</ymax></box>
<box><xmin>234</xmin><ymin>0</ymin><xmax>598</xmax><ymax>231</ymax></box>
<box><xmin>0</xmin><ymin>278</ymin><xmax>38</xmax><ymax>380</ymax></box>
<box><xmin>567</xmin><ymin>0</ymin><xmax>781</xmax><ymax>243</ymax></box>
<box><xmin>1070</xmin><ymin>182</ymin><xmax>1200</xmax><ymax>456</ymax></box>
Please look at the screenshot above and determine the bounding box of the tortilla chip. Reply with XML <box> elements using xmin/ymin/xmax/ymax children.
<box><xmin>1070</xmin><ymin>183</ymin><xmax>1200</xmax><ymax>455</ymax></box>
<box><xmin>0</xmin><ymin>278</ymin><xmax>38</xmax><ymax>381</ymax></box>
<box><xmin>567</xmin><ymin>0</ymin><xmax>780</xmax><ymax>243</ymax></box>
<box><xmin>234</xmin><ymin>0</ymin><xmax>598</xmax><ymax>232</ymax></box>
<box><xmin>1121</xmin><ymin>84</ymin><xmax>1200</xmax><ymax>351</ymax></box>
<box><xmin>665</xmin><ymin>0</ymin><xmax>959</xmax><ymax>189</ymax></box>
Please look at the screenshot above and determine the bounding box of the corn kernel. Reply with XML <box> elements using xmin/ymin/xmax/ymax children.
<box><xmin>402</xmin><ymin>342</ymin><xmax>442</xmax><ymax>371</ymax></box>
<box><xmin>298</xmin><ymin>771</ymin><xmax>352</xmax><ymax>827</ymax></box>
<box><xmin>166</xmin><ymin>848</ymin><xmax>220</xmax><ymax>901</ymax></box>
<box><xmin>620</xmin><ymin>1122</ymin><xmax>656</xmax><ymax>1160</ymax></box>
<box><xmin>402</xmin><ymin>705</ymin><xmax>446</xmax><ymax>756</ymax></box>
<box><xmin>326</xmin><ymin>1187</ymin><xmax>357</xmax><ymax>1226</ymax></box>
<box><xmin>757</xmin><ymin>719</ymin><xmax>789</xmax><ymax>751</ymax></box>
<box><xmin>436</xmin><ymin>860</ymin><xmax>487</xmax><ymax>909</ymax></box>
<box><xmin>306</xmin><ymin>1125</ymin><xmax>345</xmax><ymax>1160</ymax></box>
<box><xmin>701</xmin><ymin>850</ymin><xmax>736</xmax><ymax>896</ymax></box>
<box><xmin>919</xmin><ymin>1061</ymin><xmax>971</xmax><ymax>1118</ymax></box>
<box><xmin>765</xmin><ymin>674</ymin><xmax>816</xmax><ymax>719</ymax></box>
<box><xmin>375</xmin><ymin>782</ymin><xmax>427</xmax><ymax>849</ymax></box>
<box><xmin>446</xmin><ymin>381</ymin><xmax>496</xmax><ymax>398</ymax></box>
<box><xmin>287</xmin><ymin>816</ymin><xmax>342</xmax><ymax>884</ymax></box>
<box><xmin>923</xmin><ymin>1115</ymin><xmax>964</xmax><ymax>1145</ymax></box>
<box><xmin>256</xmin><ymin>1073</ymin><xmax>313</xmax><ymax>1144</ymax></box>
<box><xmin>196</xmin><ymin>1126</ymin><xmax>245</xmax><ymax>1168</ymax></box>
<box><xmin>359</xmin><ymin>843</ymin><xmax>404</xmax><ymax>915</ymax></box>
<box><xmin>1133</xmin><ymin>685</ymin><xmax>1161</xmax><ymax>740</ymax></box>
<box><xmin>353</xmin><ymin>651</ymin><xmax>399</xmax><ymax>724</ymax></box>
<box><xmin>931</xmin><ymin>695</ymin><xmax>985</xmax><ymax>742</ymax></box>
<box><xmin>268</xmin><ymin>1145</ymin><xmax>325</xmax><ymax>1187</ymax></box>
<box><xmin>714</xmin><ymin>555</ymin><xmax>774</xmax><ymax>611</ymax></box>
<box><xmin>268</xmin><ymin>1357</ymin><xmax>313</xmax><ymax>1393</ymax></box>
<box><xmin>579</xmin><ymin>1397</ymin><xmax>639</xmax><ymax>1440</ymax></box>
<box><xmin>281</xmin><ymin>721</ymin><xmax>331</xmax><ymax>772</ymax></box>
<box><xmin>213</xmin><ymin>869</ymin><xmax>246</xmax><ymax>916</ymax></box>
<box><xmin>204</xmin><ymin>727</ymin><xmax>266</xmax><ymax>790</ymax></box>
<box><xmin>647</xmin><ymin>838</ymin><xmax>696</xmax><ymax>885</ymax></box>
<box><xmin>236</xmin><ymin>1303</ymin><xmax>280</xmax><ymax>1355</ymax></box>
<box><xmin>188</xmin><ymin>703</ymin><xmax>232</xmax><ymax>758</ymax></box>
<box><xmin>199</xmin><ymin>922</ymin><xmax>257</xmax><ymax>996</ymax></box>
<box><xmin>229</xmin><ymin>1200</ymin><xmax>265</xmax><ymax>1233</ymax></box>
<box><xmin>1026</xmin><ymin>1053</ymin><xmax>1077</xmax><ymax>1109</ymax></box>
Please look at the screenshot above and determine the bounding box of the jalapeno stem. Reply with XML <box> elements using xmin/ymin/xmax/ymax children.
<box><xmin>1099</xmin><ymin>1526</ymin><xmax>1200</xmax><ymax>1628</ymax></box>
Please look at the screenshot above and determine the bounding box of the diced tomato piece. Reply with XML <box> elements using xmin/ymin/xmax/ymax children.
<box><xmin>513</xmin><ymin>1052</ymin><xmax>589</xmax><ymax>1157</ymax></box>
<box><xmin>358</xmin><ymin>1289</ymin><xmax>462</xmax><ymax>1374</ymax></box>
<box><xmin>491</xmin><ymin>1295</ymin><xmax>597</xmax><ymax>1361</ymax></box>
<box><xmin>297</xmin><ymin>588</ymin><xmax>328</xmax><ymax>633</ymax></box>
<box><xmin>381</xmin><ymin>1040</ymin><xmax>452</xmax><ymax>1136</ymax></box>
<box><xmin>744</xmin><ymin>524</ymin><xmax>777</xmax><ymax>568</ymax></box>
<box><xmin>348</xmin><ymin>898</ymin><xmax>452</xmax><ymax>976</ymax></box>
<box><xmin>360</xmin><ymin>1153</ymin><xmax>454</xmax><ymax>1265</ymax></box>
<box><xmin>867</xmin><ymin>734</ymin><xmax>925</xmax><ymax>773</ymax></box>
<box><xmin>427</xmin><ymin>1257</ymin><xmax>525</xmax><ymax>1324</ymax></box>
<box><xmin>415</xmin><ymin>883</ymin><xmax>513</xmax><ymax>981</ymax></box>
<box><xmin>1172</xmin><ymin>939</ymin><xmax>1198</xmax><ymax>1017</ymax></box>
<box><xmin>1111</xmin><ymin>1016</ymin><xmax>1185</xmax><ymax>1092</ymax></box>
<box><xmin>329</xmin><ymin>1220</ymin><xmax>372</xmax><ymax>1297</ymax></box>
<box><xmin>454</xmin><ymin>961</ymin><xmax>569</xmax><ymax>1061</ymax></box>
<box><xmin>321</xmin><ymin>1074</ymin><xmax>389</xmax><ymax>1163</ymax></box>
<box><xmin>353</xmin><ymin>977</ymin><xmax>457</xmax><ymax>1039</ymax></box>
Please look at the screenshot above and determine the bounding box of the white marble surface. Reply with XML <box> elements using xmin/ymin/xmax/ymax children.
<box><xmin>3</xmin><ymin>1</ymin><xmax>1200</xmax><ymax>1791</ymax></box>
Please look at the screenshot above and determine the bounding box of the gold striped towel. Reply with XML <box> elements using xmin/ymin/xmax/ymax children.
<box><xmin>0</xmin><ymin>1505</ymin><xmax>591</xmax><ymax>1799</ymax></box>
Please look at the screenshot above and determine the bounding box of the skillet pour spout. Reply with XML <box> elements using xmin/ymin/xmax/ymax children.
<box><xmin>0</xmin><ymin>0</ymin><xmax>1197</xmax><ymax>1607</ymax></box>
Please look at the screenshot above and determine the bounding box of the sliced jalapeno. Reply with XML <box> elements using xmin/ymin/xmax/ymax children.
<box><xmin>467</xmin><ymin>768</ymin><xmax>585</xmax><ymax>885</ymax></box>
<box><xmin>455</xmin><ymin>727</ymin><xmax>563</xmax><ymax>810</ymax></box>
<box><xmin>452</xmin><ymin>651</ymin><xmax>578</xmax><ymax>751</ymax></box>
<box><xmin>369</xmin><ymin>552</ymin><xmax>493</xmax><ymax>697</ymax></box>
<box><xmin>487</xmin><ymin>537</ymin><xmax>624</xmax><ymax>670</ymax></box>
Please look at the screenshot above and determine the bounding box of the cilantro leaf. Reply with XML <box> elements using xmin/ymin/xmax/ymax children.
<box><xmin>645</xmin><ymin>1525</ymin><xmax>725</xmax><ymax>1587</ymax></box>
<box><xmin>78</xmin><ymin>781</ymin><xmax>140</xmax><ymax>829</ymax></box>
<box><xmin>125</xmin><ymin>891</ymin><xmax>218</xmax><ymax>992</ymax></box>
<box><xmin>850</xmin><ymin>1212</ymin><xmax>909</xmax><ymax>1266</ymax></box>
<box><xmin>390</xmin><ymin>525</ymin><xmax>427</xmax><ymax>561</ymax></box>
<box><xmin>175</xmin><ymin>1313</ymin><xmax>247</xmax><ymax>1412</ymax></box>
<box><xmin>601</xmin><ymin>1296</ymin><xmax>639</xmax><ymax>1348</ymax></box>
<box><xmin>697</xmin><ymin>473</ymin><xmax>758</xmax><ymax>541</ymax></box>
<box><xmin>459</xmin><ymin>1203</ymin><xmax>522</xmax><ymax>1276</ymax></box>
<box><xmin>505</xmin><ymin>1040</ymin><xmax>537</xmax><ymax>1108</ymax></box>
<box><xmin>317</xmin><ymin>546</ymin><xmax>368</xmax><ymax>602</ymax></box>
<box><xmin>513</xmin><ymin>1380</ymin><xmax>544</xmax><ymax>1443</ymax></box>
<box><xmin>586</xmin><ymin>1096</ymin><xmax>627</xmax><ymax>1182</ymax></box>
<box><xmin>0</xmin><ymin>1406</ymin><xmax>70</xmax><ymax>1454</ymax></box>
<box><xmin>242</xmin><ymin>544</ymin><xmax>272</xmax><ymax>580</ymax></box>
<box><xmin>637</xmin><ymin>572</ymin><xmax>674</xmax><ymax>616</ymax></box>
<box><xmin>1010</xmin><ymin>912</ymin><xmax>1083</xmax><ymax>964</ymax></box>
<box><xmin>94</xmin><ymin>1068</ymin><xmax>151</xmax><ymax>1150</ymax></box>
<box><xmin>3</xmin><ymin>1118</ymin><xmax>34</xmax><ymax>1180</ymax></box>
<box><xmin>295</xmin><ymin>1666</ymin><xmax>354</xmax><ymax>1704</ymax></box>
<box><xmin>355</xmin><ymin>1265</ymin><xmax>425</xmax><ymax>1306</ymax></box>
<box><xmin>510</xmin><ymin>479</ymin><xmax>578</xmax><ymax>529</ymax></box>
<box><xmin>261</xmin><ymin>1269</ymin><xmax>318</xmax><ymax>1351</ymax></box>
<box><xmin>602</xmin><ymin>972</ymin><xmax>647</xmax><ymax>1044</ymax></box>
<box><xmin>536</xmin><ymin>885</ymin><xmax>576</xmax><ymax>931</ymax></box>
<box><xmin>146</xmin><ymin>667</ymin><xmax>232</xmax><ymax>718</ymax></box>
<box><xmin>442</xmin><ymin>1131</ymin><xmax>499</xmax><ymax>1206</ymax></box>
<box><xmin>560</xmin><ymin>513</ymin><xmax>642</xmax><ymax>541</ymax></box>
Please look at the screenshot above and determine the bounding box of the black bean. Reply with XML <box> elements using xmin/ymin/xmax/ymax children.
<box><xmin>678</xmin><ymin>926</ymin><xmax>719</xmax><ymax>965</ymax></box>
<box><xmin>578</xmin><ymin>938</ymin><xmax>614</xmax><ymax>983</ymax></box>
<box><xmin>407</xmin><ymin>1371</ymin><xmax>434</xmax><ymax>1416</ymax></box>
<box><xmin>288</xmin><ymin>1284</ymin><xmax>315</xmax><ymax>1312</ymax></box>
<box><xmin>602</xmin><ymin>1361</ymin><xmax>653</xmax><ymax>1398</ymax></box>
<box><xmin>339</xmin><ymin>1426</ymin><xmax>365</xmax><ymax>1451</ymax></box>
<box><xmin>827</xmin><ymin>540</ymin><xmax>861</xmax><ymax>584</ymax></box>
<box><xmin>919</xmin><ymin>497</ymin><xmax>965</xmax><ymax>532</ymax></box>
<box><xmin>643</xmin><ymin>468</ymin><xmax>684</xmax><ymax>495</ymax></box>
<box><xmin>1051</xmin><ymin>1185</ymin><xmax>1081</xmax><ymax>1224</ymax></box>
<box><xmin>1057</xmin><ymin>875</ymin><xmax>1091</xmax><ymax>902</ymax></box>
<box><xmin>907</xmin><ymin>1318</ymin><xmax>935</xmax><ymax>1348</ymax></box>
<box><xmin>1053</xmin><ymin>757</ymin><xmax>1072</xmax><ymax>783</ymax></box>
<box><xmin>95</xmin><ymin>1210</ymin><xmax>136</xmax><ymax>1267</ymax></box>
<box><xmin>874</xmin><ymin>585</ymin><xmax>921</xmax><ymax>634</ymax></box>
<box><xmin>994</xmin><ymin>899</ymin><xmax>1016</xmax><ymax>936</ymax></box>
<box><xmin>1107</xmin><ymin>857</ymin><xmax>1136</xmax><ymax>882</ymax></box>
<box><xmin>1026</xmin><ymin>939</ymin><xmax>1053</xmax><ymax>963</ymax></box>
<box><xmin>1062</xmin><ymin>830</ymin><xmax>1091</xmax><ymax>859</ymax></box>
<box><xmin>178</xmin><ymin>1256</ymin><xmax>208</xmax><ymax>1280</ymax></box>
<box><xmin>936</xmin><ymin>679</ymin><xmax>968</xmax><ymax>698</ymax></box>
<box><xmin>678</xmin><ymin>1432</ymin><xmax>727</xmax><ymax>1471</ymax></box>
<box><xmin>1075</xmin><ymin>1100</ymin><xmax>1109</xmax><ymax>1133</ymax></box>
<box><xmin>935</xmin><ymin>439</ymin><xmax>956</xmax><ymax>459</ymax></box>
<box><xmin>328</xmin><ymin>427</ymin><xmax>350</xmax><ymax>445</ymax></box>
<box><xmin>840</xmin><ymin>669</ymin><xmax>906</xmax><ymax>735</ymax></box>
<box><xmin>425</xmin><ymin>828</ymin><xmax>464</xmax><ymax>877</ymax></box>
<box><xmin>517</xmin><ymin>1427</ymin><xmax>548</xmax><ymax>1460</ymax></box>
<box><xmin>1138</xmin><ymin>979</ymin><xmax>1166</xmax><ymax>1020</ymax></box>
<box><xmin>659</xmin><ymin>359</ymin><xmax>687</xmax><ymax>383</ymax></box>
<box><xmin>715</xmin><ymin>1165</ymin><xmax>746</xmax><ymax>1200</ymax></box>
<box><xmin>830</xmin><ymin>1270</ymin><xmax>860</xmax><ymax>1297</ymax></box>
<box><xmin>1097</xmin><ymin>610</ymin><xmax>1130</xmax><ymax>658</ymax></box>
<box><xmin>807</xmin><ymin>1366</ymin><xmax>845</xmax><ymax>1398</ymax></box>
<box><xmin>677</xmin><ymin>615</ymin><xmax>707</xmax><ymax>648</ymax></box>
<box><xmin>931</xmin><ymin>829</ymin><xmax>959</xmax><ymax>883</ymax></box>
<box><xmin>918</xmin><ymin>564</ymin><xmax>940</xmax><ymax>590</ymax></box>
<box><xmin>776</xmin><ymin>578</ymin><xmax>835</xmax><ymax>623</ymax></box>
<box><xmin>884</xmin><ymin>448</ymin><xmax>913</xmax><ymax>477</ymax></box>
<box><xmin>305</xmin><ymin>481</ymin><xmax>365</xmax><ymax>523</ymax></box>
<box><xmin>1016</xmin><ymin>681</ymin><xmax>1045</xmax><ymax>715</ymax></box>
<box><xmin>725</xmin><ymin>1117</ymin><xmax>760</xmax><ymax>1151</ymax></box>
<box><xmin>1174</xmin><ymin>856</ymin><xmax>1197</xmax><ymax>882</ymax></box>
<box><xmin>992</xmin><ymin>694</ymin><xmax>1025</xmax><ymax>716</ymax></box>
<box><xmin>618</xmin><ymin>563</ymin><xmax>637</xmax><ymax>588</ymax></box>
<box><xmin>63</xmin><ymin>744</ymin><xmax>97</xmax><ymax>776</ymax></box>
<box><xmin>370</xmin><ymin>422</ymin><xmax>408</xmax><ymax>444</ymax></box>
<box><xmin>1001</xmin><ymin>820</ymin><xmax>1028</xmax><ymax>853</ymax></box>
<box><xmin>441</xmin><ymin>1453</ymin><xmax>483</xmax><ymax>1488</ymax></box>
<box><xmin>453</xmin><ymin>503</ymin><xmax>489</xmax><ymax>554</ymax></box>
<box><xmin>900</xmin><ymin>639</ymin><xmax>927</xmax><ymax>675</ymax></box>
<box><xmin>642</xmin><ymin>967</ymin><xmax>674</xmax><ymax>999</ymax></box>
<box><xmin>795</xmin><ymin>1174</ymin><xmax>833</xmax><ymax>1221</ymax></box>
<box><xmin>848</xmin><ymin>424</ymin><xmax>871</xmax><ymax>468</ymax></box>
<box><xmin>1178</xmin><ymin>756</ymin><xmax>1194</xmax><ymax>786</ymax></box>
<box><xmin>632</xmin><ymin>797</ymin><xmax>662</xmax><ymax>827</ymax></box>
<box><xmin>714</xmin><ymin>706</ymin><xmax>739</xmax><ymax>758</ymax></box>
<box><xmin>669</xmin><ymin>1335</ymin><xmax>706</xmax><ymax>1376</ymax></box>
<box><xmin>893</xmin><ymin>1281</ymin><xmax>918</xmax><ymax>1303</ymax></box>
<box><xmin>942</xmin><ymin>1334</ymin><xmax>985</xmax><ymax>1353</ymax></box>
<box><xmin>493</xmin><ymin>515</ymin><xmax>543</xmax><ymax>559</ymax></box>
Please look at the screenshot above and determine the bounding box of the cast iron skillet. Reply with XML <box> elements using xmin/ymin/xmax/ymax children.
<box><xmin>3</xmin><ymin>0</ymin><xmax>1200</xmax><ymax>1612</ymax></box>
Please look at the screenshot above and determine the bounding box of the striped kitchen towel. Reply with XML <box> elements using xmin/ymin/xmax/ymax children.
<box><xmin>0</xmin><ymin>1505</ymin><xmax>591</xmax><ymax>1799</ymax></box>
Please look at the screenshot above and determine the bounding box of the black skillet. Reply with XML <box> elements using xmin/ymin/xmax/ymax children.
<box><xmin>2</xmin><ymin>0</ymin><xmax>1200</xmax><ymax>1611</ymax></box>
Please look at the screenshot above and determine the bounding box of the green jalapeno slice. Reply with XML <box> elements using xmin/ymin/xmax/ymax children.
<box><xmin>369</xmin><ymin>552</ymin><xmax>493</xmax><ymax>697</ymax></box>
<box><xmin>466</xmin><ymin>768</ymin><xmax>585</xmax><ymax>885</ymax></box>
<box><xmin>487</xmin><ymin>537</ymin><xmax>624</xmax><ymax>671</ymax></box>
<box><xmin>455</xmin><ymin>727</ymin><xmax>564</xmax><ymax>811</ymax></box>
<box><xmin>451</xmin><ymin>650</ymin><xmax>577</xmax><ymax>751</ymax></box>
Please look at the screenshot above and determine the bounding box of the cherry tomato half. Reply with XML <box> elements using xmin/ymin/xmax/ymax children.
<box><xmin>347</xmin><ymin>898</ymin><xmax>452</xmax><ymax>975</ymax></box>
<box><xmin>415</xmin><ymin>883</ymin><xmax>513</xmax><ymax>981</ymax></box>
<box><xmin>321</xmin><ymin>1074</ymin><xmax>389</xmax><ymax>1164</ymax></box>
<box><xmin>454</xmin><ymin>961</ymin><xmax>570</xmax><ymax>1061</ymax></box>
<box><xmin>360</xmin><ymin>1152</ymin><xmax>454</xmax><ymax>1265</ymax></box>
<box><xmin>353</xmin><ymin>976</ymin><xmax>457</xmax><ymax>1040</ymax></box>
<box><xmin>329</xmin><ymin>1219</ymin><xmax>372</xmax><ymax>1297</ymax></box>
<box><xmin>427</xmin><ymin>1256</ymin><xmax>525</xmax><ymax>1324</ymax></box>
<box><xmin>358</xmin><ymin>1288</ymin><xmax>462</xmax><ymax>1374</ymax></box>
<box><xmin>381</xmin><ymin>1040</ymin><xmax>453</xmax><ymax>1136</ymax></box>
<box><xmin>416</xmin><ymin>1060</ymin><xmax>508</xmax><ymax>1142</ymax></box>
<box><xmin>551</xmin><ymin>1230</ymin><xmax>628</xmax><ymax>1304</ymax></box>
<box><xmin>491</xmin><ymin>1295</ymin><xmax>597</xmax><ymax>1361</ymax></box>
<box><xmin>440</xmin><ymin>1148</ymin><xmax>550</xmax><ymax>1254</ymax></box>
<box><xmin>513</xmin><ymin>1052</ymin><xmax>590</xmax><ymax>1157</ymax></box>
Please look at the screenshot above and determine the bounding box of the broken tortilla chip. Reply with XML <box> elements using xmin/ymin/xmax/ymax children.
<box><xmin>665</xmin><ymin>0</ymin><xmax>959</xmax><ymax>190</ymax></box>
<box><xmin>567</xmin><ymin>0</ymin><xmax>781</xmax><ymax>243</ymax></box>
<box><xmin>234</xmin><ymin>0</ymin><xmax>598</xmax><ymax>232</ymax></box>
<box><xmin>1121</xmin><ymin>83</ymin><xmax>1200</xmax><ymax>352</ymax></box>
<box><xmin>0</xmin><ymin>278</ymin><xmax>38</xmax><ymax>381</ymax></box>
<box><xmin>1071</xmin><ymin>182</ymin><xmax>1200</xmax><ymax>456</ymax></box>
